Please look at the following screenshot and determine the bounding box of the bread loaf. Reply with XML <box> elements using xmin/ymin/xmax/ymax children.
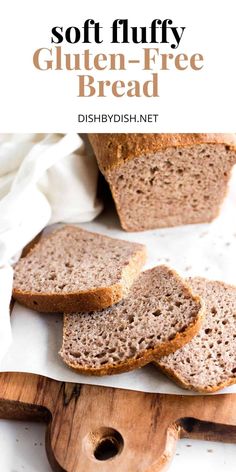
<box><xmin>59</xmin><ymin>266</ymin><xmax>204</xmax><ymax>375</ymax></box>
<box><xmin>89</xmin><ymin>133</ymin><xmax>236</xmax><ymax>231</ymax></box>
<box><xmin>156</xmin><ymin>277</ymin><xmax>236</xmax><ymax>393</ymax></box>
<box><xmin>13</xmin><ymin>225</ymin><xmax>146</xmax><ymax>313</ymax></box>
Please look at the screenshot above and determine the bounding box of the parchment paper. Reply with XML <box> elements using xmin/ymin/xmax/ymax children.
<box><xmin>1</xmin><ymin>168</ymin><xmax>236</xmax><ymax>395</ymax></box>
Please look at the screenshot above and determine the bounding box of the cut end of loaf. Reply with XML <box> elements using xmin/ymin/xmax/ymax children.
<box><xmin>13</xmin><ymin>225</ymin><xmax>146</xmax><ymax>312</ymax></box>
<box><xmin>59</xmin><ymin>265</ymin><xmax>204</xmax><ymax>376</ymax></box>
<box><xmin>105</xmin><ymin>143</ymin><xmax>236</xmax><ymax>231</ymax></box>
<box><xmin>156</xmin><ymin>277</ymin><xmax>236</xmax><ymax>393</ymax></box>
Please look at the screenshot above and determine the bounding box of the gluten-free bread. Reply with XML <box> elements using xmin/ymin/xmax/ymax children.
<box><xmin>59</xmin><ymin>266</ymin><xmax>204</xmax><ymax>375</ymax></box>
<box><xmin>156</xmin><ymin>277</ymin><xmax>236</xmax><ymax>393</ymax></box>
<box><xmin>13</xmin><ymin>225</ymin><xmax>146</xmax><ymax>313</ymax></box>
<box><xmin>89</xmin><ymin>133</ymin><xmax>236</xmax><ymax>231</ymax></box>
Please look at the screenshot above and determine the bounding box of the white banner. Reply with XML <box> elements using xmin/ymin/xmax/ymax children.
<box><xmin>0</xmin><ymin>0</ymin><xmax>235</xmax><ymax>132</ymax></box>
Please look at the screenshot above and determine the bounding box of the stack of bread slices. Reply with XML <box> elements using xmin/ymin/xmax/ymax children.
<box><xmin>13</xmin><ymin>226</ymin><xmax>236</xmax><ymax>393</ymax></box>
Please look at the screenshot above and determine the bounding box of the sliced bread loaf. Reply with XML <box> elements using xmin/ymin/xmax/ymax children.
<box><xmin>156</xmin><ymin>277</ymin><xmax>236</xmax><ymax>393</ymax></box>
<box><xmin>89</xmin><ymin>133</ymin><xmax>236</xmax><ymax>231</ymax></box>
<box><xmin>13</xmin><ymin>226</ymin><xmax>146</xmax><ymax>313</ymax></box>
<box><xmin>59</xmin><ymin>266</ymin><xmax>204</xmax><ymax>375</ymax></box>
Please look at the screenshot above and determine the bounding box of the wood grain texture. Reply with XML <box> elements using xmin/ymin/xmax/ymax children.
<box><xmin>0</xmin><ymin>372</ymin><xmax>236</xmax><ymax>472</ymax></box>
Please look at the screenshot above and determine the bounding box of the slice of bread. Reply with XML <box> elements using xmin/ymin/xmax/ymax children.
<box><xmin>59</xmin><ymin>266</ymin><xmax>204</xmax><ymax>376</ymax></box>
<box><xmin>156</xmin><ymin>277</ymin><xmax>236</xmax><ymax>393</ymax></box>
<box><xmin>89</xmin><ymin>133</ymin><xmax>236</xmax><ymax>231</ymax></box>
<box><xmin>13</xmin><ymin>226</ymin><xmax>146</xmax><ymax>313</ymax></box>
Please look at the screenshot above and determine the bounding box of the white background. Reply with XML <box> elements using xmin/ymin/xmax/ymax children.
<box><xmin>0</xmin><ymin>419</ymin><xmax>235</xmax><ymax>472</ymax></box>
<box><xmin>0</xmin><ymin>0</ymin><xmax>235</xmax><ymax>132</ymax></box>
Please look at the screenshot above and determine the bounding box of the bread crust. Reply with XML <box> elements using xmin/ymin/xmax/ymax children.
<box><xmin>13</xmin><ymin>226</ymin><xmax>147</xmax><ymax>313</ymax></box>
<box><xmin>88</xmin><ymin>133</ymin><xmax>236</xmax><ymax>173</ymax></box>
<box><xmin>59</xmin><ymin>266</ymin><xmax>205</xmax><ymax>375</ymax></box>
<box><xmin>154</xmin><ymin>362</ymin><xmax>236</xmax><ymax>394</ymax></box>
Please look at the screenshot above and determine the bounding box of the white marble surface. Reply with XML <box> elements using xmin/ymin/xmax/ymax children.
<box><xmin>0</xmin><ymin>419</ymin><xmax>235</xmax><ymax>471</ymax></box>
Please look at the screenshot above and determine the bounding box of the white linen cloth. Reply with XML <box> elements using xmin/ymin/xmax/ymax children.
<box><xmin>0</xmin><ymin>133</ymin><xmax>102</xmax><ymax>360</ymax></box>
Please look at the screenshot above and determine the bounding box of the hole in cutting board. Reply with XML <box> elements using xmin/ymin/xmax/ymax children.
<box><xmin>85</xmin><ymin>427</ymin><xmax>124</xmax><ymax>461</ymax></box>
<box><xmin>94</xmin><ymin>436</ymin><xmax>120</xmax><ymax>460</ymax></box>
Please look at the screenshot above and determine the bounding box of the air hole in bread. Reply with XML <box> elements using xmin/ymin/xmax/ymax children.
<box><xmin>152</xmin><ymin>309</ymin><xmax>161</xmax><ymax>317</ymax></box>
<box><xmin>205</xmin><ymin>328</ymin><xmax>212</xmax><ymax>335</ymax></box>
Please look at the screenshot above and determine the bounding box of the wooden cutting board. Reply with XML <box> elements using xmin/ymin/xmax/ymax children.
<box><xmin>0</xmin><ymin>372</ymin><xmax>236</xmax><ymax>472</ymax></box>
